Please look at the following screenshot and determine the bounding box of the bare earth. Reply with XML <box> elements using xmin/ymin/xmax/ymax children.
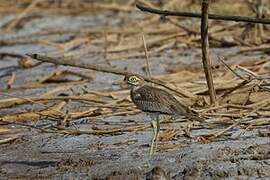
<box><xmin>0</xmin><ymin>2</ymin><xmax>269</xmax><ymax>179</ymax></box>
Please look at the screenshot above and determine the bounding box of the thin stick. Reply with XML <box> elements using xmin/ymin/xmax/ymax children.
<box><xmin>0</xmin><ymin>92</ymin><xmax>64</xmax><ymax>115</ymax></box>
<box><xmin>216</xmin><ymin>56</ymin><xmax>245</xmax><ymax>80</ymax></box>
<box><xmin>212</xmin><ymin>101</ymin><xmax>268</xmax><ymax>138</ymax></box>
<box><xmin>5</xmin><ymin>0</ymin><xmax>42</xmax><ymax>31</ymax></box>
<box><xmin>55</xmin><ymin>124</ymin><xmax>150</xmax><ymax>135</ymax></box>
<box><xmin>27</xmin><ymin>53</ymin><xmax>196</xmax><ymax>99</ymax></box>
<box><xmin>1</xmin><ymin>121</ymin><xmax>53</xmax><ymax>133</ymax></box>
<box><xmin>201</xmin><ymin>0</ymin><xmax>216</xmax><ymax>104</ymax></box>
<box><xmin>216</xmin><ymin>55</ymin><xmax>270</xmax><ymax>95</ymax></box>
<box><xmin>141</xmin><ymin>33</ymin><xmax>151</xmax><ymax>77</ymax></box>
<box><xmin>103</xmin><ymin>28</ymin><xmax>111</xmax><ymax>65</ymax></box>
<box><xmin>136</xmin><ymin>3</ymin><xmax>270</xmax><ymax>24</ymax></box>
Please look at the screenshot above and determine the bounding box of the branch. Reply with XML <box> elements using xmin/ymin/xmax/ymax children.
<box><xmin>26</xmin><ymin>53</ymin><xmax>196</xmax><ymax>99</ymax></box>
<box><xmin>201</xmin><ymin>0</ymin><xmax>216</xmax><ymax>104</ymax></box>
<box><xmin>216</xmin><ymin>56</ymin><xmax>246</xmax><ymax>80</ymax></box>
<box><xmin>136</xmin><ymin>3</ymin><xmax>270</xmax><ymax>24</ymax></box>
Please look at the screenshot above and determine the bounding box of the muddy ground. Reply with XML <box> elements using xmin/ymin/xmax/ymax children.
<box><xmin>0</xmin><ymin>1</ymin><xmax>270</xmax><ymax>179</ymax></box>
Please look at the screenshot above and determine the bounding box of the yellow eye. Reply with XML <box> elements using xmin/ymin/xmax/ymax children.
<box><xmin>129</xmin><ymin>76</ymin><xmax>137</xmax><ymax>82</ymax></box>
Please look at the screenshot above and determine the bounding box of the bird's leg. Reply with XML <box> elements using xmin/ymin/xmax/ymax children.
<box><xmin>150</xmin><ymin>116</ymin><xmax>160</xmax><ymax>155</ymax></box>
<box><xmin>183</xmin><ymin>121</ymin><xmax>194</xmax><ymax>138</ymax></box>
<box><xmin>150</xmin><ymin>120</ymin><xmax>157</xmax><ymax>155</ymax></box>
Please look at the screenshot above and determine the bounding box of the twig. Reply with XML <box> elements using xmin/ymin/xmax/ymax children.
<box><xmin>218</xmin><ymin>80</ymin><xmax>251</xmax><ymax>100</ymax></box>
<box><xmin>0</xmin><ymin>137</ymin><xmax>17</xmax><ymax>145</ymax></box>
<box><xmin>92</xmin><ymin>2</ymin><xmax>132</xmax><ymax>12</ymax></box>
<box><xmin>0</xmin><ymin>93</ymin><xmax>107</xmax><ymax>109</ymax></box>
<box><xmin>199</xmin><ymin>103</ymin><xmax>254</xmax><ymax>114</ymax></box>
<box><xmin>108</xmin><ymin>32</ymin><xmax>186</xmax><ymax>53</ymax></box>
<box><xmin>0</xmin><ymin>92</ymin><xmax>64</xmax><ymax>115</ymax></box>
<box><xmin>166</xmin><ymin>18</ymin><xmax>234</xmax><ymax>46</ymax></box>
<box><xmin>216</xmin><ymin>56</ymin><xmax>246</xmax><ymax>80</ymax></box>
<box><xmin>136</xmin><ymin>3</ymin><xmax>270</xmax><ymax>24</ymax></box>
<box><xmin>201</xmin><ymin>0</ymin><xmax>216</xmax><ymax>104</ymax></box>
<box><xmin>5</xmin><ymin>0</ymin><xmax>42</xmax><ymax>31</ymax></box>
<box><xmin>54</xmin><ymin>124</ymin><xmax>150</xmax><ymax>135</ymax></box>
<box><xmin>217</xmin><ymin>55</ymin><xmax>270</xmax><ymax>93</ymax></box>
<box><xmin>62</xmin><ymin>70</ymin><xmax>94</xmax><ymax>81</ymax></box>
<box><xmin>211</xmin><ymin>101</ymin><xmax>268</xmax><ymax>139</ymax></box>
<box><xmin>0</xmin><ymin>102</ymin><xmax>66</xmax><ymax>123</ymax></box>
<box><xmin>0</xmin><ymin>52</ymin><xmax>24</xmax><ymax>59</ymax></box>
<box><xmin>27</xmin><ymin>53</ymin><xmax>196</xmax><ymax>99</ymax></box>
<box><xmin>2</xmin><ymin>121</ymin><xmax>55</xmax><ymax>133</ymax></box>
<box><xmin>37</xmin><ymin>70</ymin><xmax>94</xmax><ymax>83</ymax></box>
<box><xmin>141</xmin><ymin>33</ymin><xmax>151</xmax><ymax>77</ymax></box>
<box><xmin>103</xmin><ymin>29</ymin><xmax>111</xmax><ymax>65</ymax></box>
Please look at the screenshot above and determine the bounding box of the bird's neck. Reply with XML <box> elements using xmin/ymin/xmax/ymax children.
<box><xmin>130</xmin><ymin>84</ymin><xmax>144</xmax><ymax>92</ymax></box>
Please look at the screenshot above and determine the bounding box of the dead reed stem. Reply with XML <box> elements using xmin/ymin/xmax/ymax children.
<box><xmin>201</xmin><ymin>0</ymin><xmax>216</xmax><ymax>104</ymax></box>
<box><xmin>142</xmin><ymin>33</ymin><xmax>151</xmax><ymax>77</ymax></box>
<box><xmin>5</xmin><ymin>0</ymin><xmax>42</xmax><ymax>31</ymax></box>
<box><xmin>27</xmin><ymin>53</ymin><xmax>196</xmax><ymax>99</ymax></box>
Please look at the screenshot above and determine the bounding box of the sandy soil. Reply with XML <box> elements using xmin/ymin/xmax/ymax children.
<box><xmin>0</xmin><ymin>3</ymin><xmax>269</xmax><ymax>179</ymax></box>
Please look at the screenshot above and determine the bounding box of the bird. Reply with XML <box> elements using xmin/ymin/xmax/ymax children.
<box><xmin>146</xmin><ymin>166</ymin><xmax>170</xmax><ymax>180</ymax></box>
<box><xmin>124</xmin><ymin>74</ymin><xmax>204</xmax><ymax>155</ymax></box>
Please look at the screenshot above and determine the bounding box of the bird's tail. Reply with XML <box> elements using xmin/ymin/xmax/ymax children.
<box><xmin>173</xmin><ymin>102</ymin><xmax>205</xmax><ymax>122</ymax></box>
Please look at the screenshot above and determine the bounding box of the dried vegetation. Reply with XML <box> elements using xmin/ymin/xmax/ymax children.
<box><xmin>0</xmin><ymin>0</ymin><xmax>270</xmax><ymax>154</ymax></box>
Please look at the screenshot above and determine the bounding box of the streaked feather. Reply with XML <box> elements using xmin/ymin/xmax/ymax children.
<box><xmin>131</xmin><ymin>85</ymin><xmax>188</xmax><ymax>115</ymax></box>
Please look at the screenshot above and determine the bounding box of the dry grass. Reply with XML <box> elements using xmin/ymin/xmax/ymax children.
<box><xmin>0</xmin><ymin>0</ymin><xmax>270</xmax><ymax>146</ymax></box>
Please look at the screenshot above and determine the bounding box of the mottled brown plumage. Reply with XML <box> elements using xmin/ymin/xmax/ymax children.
<box><xmin>124</xmin><ymin>74</ymin><xmax>203</xmax><ymax>155</ymax></box>
<box><xmin>146</xmin><ymin>166</ymin><xmax>170</xmax><ymax>180</ymax></box>
<box><xmin>125</xmin><ymin>74</ymin><xmax>203</xmax><ymax>122</ymax></box>
<box><xmin>131</xmin><ymin>84</ymin><xmax>188</xmax><ymax>116</ymax></box>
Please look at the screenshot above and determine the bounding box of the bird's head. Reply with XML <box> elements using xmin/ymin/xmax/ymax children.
<box><xmin>124</xmin><ymin>74</ymin><xmax>144</xmax><ymax>87</ymax></box>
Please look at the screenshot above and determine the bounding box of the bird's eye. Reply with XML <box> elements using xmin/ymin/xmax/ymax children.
<box><xmin>130</xmin><ymin>76</ymin><xmax>137</xmax><ymax>82</ymax></box>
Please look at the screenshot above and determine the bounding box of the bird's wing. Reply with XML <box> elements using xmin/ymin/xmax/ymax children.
<box><xmin>131</xmin><ymin>85</ymin><xmax>188</xmax><ymax>115</ymax></box>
